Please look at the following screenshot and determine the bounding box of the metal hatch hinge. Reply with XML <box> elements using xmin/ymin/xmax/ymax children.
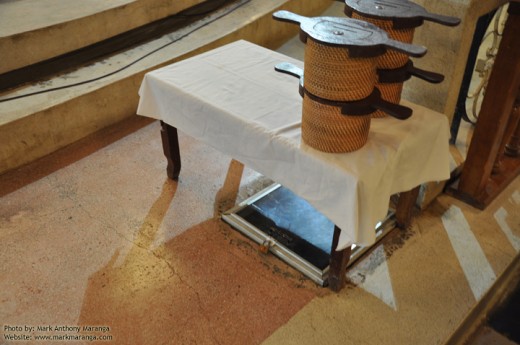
<box><xmin>259</xmin><ymin>237</ymin><xmax>276</xmax><ymax>254</ymax></box>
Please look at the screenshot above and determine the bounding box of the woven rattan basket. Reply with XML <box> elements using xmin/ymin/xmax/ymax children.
<box><xmin>349</xmin><ymin>12</ymin><xmax>413</xmax><ymax>117</ymax></box>
<box><xmin>350</xmin><ymin>12</ymin><xmax>414</xmax><ymax>70</ymax></box>
<box><xmin>344</xmin><ymin>1</ymin><xmax>460</xmax><ymax>117</ymax></box>
<box><xmin>301</xmin><ymin>94</ymin><xmax>372</xmax><ymax>153</ymax></box>
<box><xmin>304</xmin><ymin>38</ymin><xmax>378</xmax><ymax>102</ymax></box>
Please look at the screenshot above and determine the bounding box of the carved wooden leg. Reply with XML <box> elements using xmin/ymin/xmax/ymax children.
<box><xmin>457</xmin><ymin>4</ymin><xmax>520</xmax><ymax>206</ymax></box>
<box><xmin>395</xmin><ymin>186</ymin><xmax>420</xmax><ymax>230</ymax></box>
<box><xmin>328</xmin><ymin>226</ymin><xmax>352</xmax><ymax>292</ymax></box>
<box><xmin>493</xmin><ymin>88</ymin><xmax>520</xmax><ymax>173</ymax></box>
<box><xmin>160</xmin><ymin>121</ymin><xmax>181</xmax><ymax>180</ymax></box>
<box><xmin>505</xmin><ymin>118</ymin><xmax>520</xmax><ymax>157</ymax></box>
<box><xmin>505</xmin><ymin>93</ymin><xmax>520</xmax><ymax>158</ymax></box>
<box><xmin>214</xmin><ymin>159</ymin><xmax>245</xmax><ymax>216</ymax></box>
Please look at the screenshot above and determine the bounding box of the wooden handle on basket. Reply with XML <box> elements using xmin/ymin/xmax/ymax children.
<box><xmin>420</xmin><ymin>11</ymin><xmax>461</xmax><ymax>26</ymax></box>
<box><xmin>274</xmin><ymin>62</ymin><xmax>304</xmax><ymax>97</ymax></box>
<box><xmin>272</xmin><ymin>10</ymin><xmax>308</xmax><ymax>25</ymax></box>
<box><xmin>408</xmin><ymin>65</ymin><xmax>444</xmax><ymax>84</ymax></box>
<box><xmin>384</xmin><ymin>39</ymin><xmax>426</xmax><ymax>57</ymax></box>
<box><xmin>274</xmin><ymin>62</ymin><xmax>303</xmax><ymax>79</ymax></box>
<box><xmin>370</xmin><ymin>96</ymin><xmax>413</xmax><ymax>120</ymax></box>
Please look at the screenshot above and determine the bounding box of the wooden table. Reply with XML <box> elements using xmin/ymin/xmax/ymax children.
<box><xmin>137</xmin><ymin>40</ymin><xmax>451</xmax><ymax>291</ymax></box>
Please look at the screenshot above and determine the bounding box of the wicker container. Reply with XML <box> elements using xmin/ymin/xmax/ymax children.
<box><xmin>301</xmin><ymin>93</ymin><xmax>372</xmax><ymax>153</ymax></box>
<box><xmin>347</xmin><ymin>13</ymin><xmax>412</xmax><ymax>117</ymax></box>
<box><xmin>350</xmin><ymin>12</ymin><xmax>414</xmax><ymax>70</ymax></box>
<box><xmin>344</xmin><ymin>0</ymin><xmax>460</xmax><ymax>118</ymax></box>
<box><xmin>272</xmin><ymin>10</ymin><xmax>429</xmax><ymax>109</ymax></box>
<box><xmin>345</xmin><ymin>0</ymin><xmax>460</xmax><ymax>69</ymax></box>
<box><xmin>304</xmin><ymin>38</ymin><xmax>378</xmax><ymax>102</ymax></box>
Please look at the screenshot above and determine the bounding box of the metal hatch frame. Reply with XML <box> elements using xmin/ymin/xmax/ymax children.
<box><xmin>221</xmin><ymin>183</ymin><xmax>396</xmax><ymax>286</ymax></box>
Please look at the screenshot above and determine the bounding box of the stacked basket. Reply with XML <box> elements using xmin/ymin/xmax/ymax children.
<box><xmin>273</xmin><ymin>10</ymin><xmax>426</xmax><ymax>153</ymax></box>
<box><xmin>344</xmin><ymin>0</ymin><xmax>460</xmax><ymax>118</ymax></box>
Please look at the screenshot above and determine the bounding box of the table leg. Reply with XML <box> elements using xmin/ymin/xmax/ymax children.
<box><xmin>160</xmin><ymin>121</ymin><xmax>181</xmax><ymax>180</ymax></box>
<box><xmin>328</xmin><ymin>225</ymin><xmax>352</xmax><ymax>292</ymax></box>
<box><xmin>214</xmin><ymin>159</ymin><xmax>245</xmax><ymax>216</ymax></box>
<box><xmin>395</xmin><ymin>186</ymin><xmax>420</xmax><ymax>230</ymax></box>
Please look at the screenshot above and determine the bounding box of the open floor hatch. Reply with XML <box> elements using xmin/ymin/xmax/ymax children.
<box><xmin>222</xmin><ymin>184</ymin><xmax>395</xmax><ymax>286</ymax></box>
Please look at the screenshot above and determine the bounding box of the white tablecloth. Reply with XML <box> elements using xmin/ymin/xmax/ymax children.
<box><xmin>137</xmin><ymin>40</ymin><xmax>450</xmax><ymax>250</ymax></box>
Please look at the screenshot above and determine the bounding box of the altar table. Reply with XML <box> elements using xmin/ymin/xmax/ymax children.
<box><xmin>137</xmin><ymin>40</ymin><xmax>450</xmax><ymax>290</ymax></box>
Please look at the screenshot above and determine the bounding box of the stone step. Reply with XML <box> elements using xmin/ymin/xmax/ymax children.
<box><xmin>0</xmin><ymin>0</ymin><xmax>331</xmax><ymax>175</ymax></box>
<box><xmin>0</xmin><ymin>0</ymin><xmax>204</xmax><ymax>75</ymax></box>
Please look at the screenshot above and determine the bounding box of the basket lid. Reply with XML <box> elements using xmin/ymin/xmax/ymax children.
<box><xmin>344</xmin><ymin>0</ymin><xmax>460</xmax><ymax>29</ymax></box>
<box><xmin>272</xmin><ymin>10</ymin><xmax>426</xmax><ymax>58</ymax></box>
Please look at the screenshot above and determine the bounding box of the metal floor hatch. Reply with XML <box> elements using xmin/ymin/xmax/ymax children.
<box><xmin>222</xmin><ymin>184</ymin><xmax>395</xmax><ymax>286</ymax></box>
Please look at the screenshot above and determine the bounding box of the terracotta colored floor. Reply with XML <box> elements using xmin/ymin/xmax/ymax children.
<box><xmin>0</xmin><ymin>117</ymin><xmax>322</xmax><ymax>345</ymax></box>
<box><xmin>1</xmin><ymin>113</ymin><xmax>519</xmax><ymax>345</ymax></box>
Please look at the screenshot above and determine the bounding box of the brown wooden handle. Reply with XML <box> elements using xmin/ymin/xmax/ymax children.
<box><xmin>421</xmin><ymin>11</ymin><xmax>461</xmax><ymax>26</ymax></box>
<box><xmin>371</xmin><ymin>95</ymin><xmax>412</xmax><ymax>120</ymax></box>
<box><xmin>408</xmin><ymin>65</ymin><xmax>444</xmax><ymax>84</ymax></box>
<box><xmin>274</xmin><ymin>62</ymin><xmax>303</xmax><ymax>79</ymax></box>
<box><xmin>272</xmin><ymin>10</ymin><xmax>308</xmax><ymax>25</ymax></box>
<box><xmin>274</xmin><ymin>62</ymin><xmax>304</xmax><ymax>97</ymax></box>
<box><xmin>384</xmin><ymin>39</ymin><xmax>426</xmax><ymax>57</ymax></box>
